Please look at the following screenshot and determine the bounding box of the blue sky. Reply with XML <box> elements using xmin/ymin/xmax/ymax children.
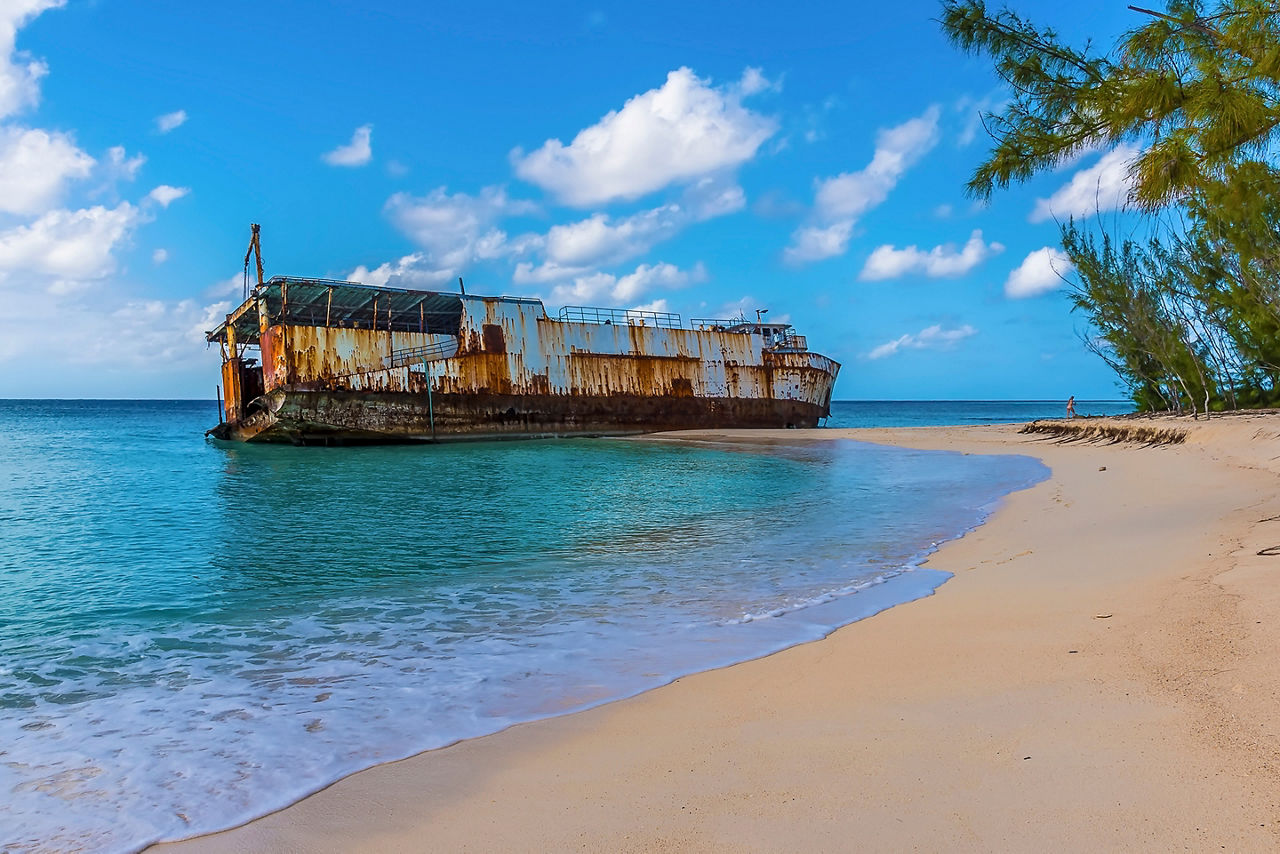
<box><xmin>0</xmin><ymin>0</ymin><xmax>1144</xmax><ymax>399</ymax></box>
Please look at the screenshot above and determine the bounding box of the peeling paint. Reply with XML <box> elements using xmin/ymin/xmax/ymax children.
<box><xmin>207</xmin><ymin>279</ymin><xmax>840</xmax><ymax>443</ymax></box>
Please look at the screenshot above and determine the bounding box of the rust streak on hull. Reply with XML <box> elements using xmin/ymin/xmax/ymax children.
<box><xmin>206</xmin><ymin>278</ymin><xmax>840</xmax><ymax>445</ymax></box>
<box><xmin>211</xmin><ymin>390</ymin><xmax>830</xmax><ymax>444</ymax></box>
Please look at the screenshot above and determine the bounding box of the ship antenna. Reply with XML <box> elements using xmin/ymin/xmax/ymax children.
<box><xmin>458</xmin><ymin>276</ymin><xmax>466</xmax><ymax>296</ymax></box>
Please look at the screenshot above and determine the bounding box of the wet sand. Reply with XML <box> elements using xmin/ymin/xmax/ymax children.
<box><xmin>159</xmin><ymin>417</ymin><xmax>1280</xmax><ymax>852</ymax></box>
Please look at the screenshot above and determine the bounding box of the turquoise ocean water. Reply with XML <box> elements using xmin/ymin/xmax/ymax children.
<box><xmin>0</xmin><ymin>400</ymin><xmax>1083</xmax><ymax>851</ymax></box>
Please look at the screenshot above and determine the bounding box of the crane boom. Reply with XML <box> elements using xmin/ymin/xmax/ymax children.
<box><xmin>243</xmin><ymin>223</ymin><xmax>264</xmax><ymax>297</ymax></box>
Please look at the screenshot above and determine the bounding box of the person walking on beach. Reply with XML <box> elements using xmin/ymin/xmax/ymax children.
<box><xmin>1066</xmin><ymin>395</ymin><xmax>1076</xmax><ymax>418</ymax></box>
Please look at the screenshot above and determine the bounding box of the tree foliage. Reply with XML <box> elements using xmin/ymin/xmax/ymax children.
<box><xmin>942</xmin><ymin>1</ymin><xmax>1280</xmax><ymax>413</ymax></box>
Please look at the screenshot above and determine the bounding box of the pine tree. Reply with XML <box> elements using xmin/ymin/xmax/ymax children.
<box><xmin>942</xmin><ymin>0</ymin><xmax>1280</xmax><ymax>411</ymax></box>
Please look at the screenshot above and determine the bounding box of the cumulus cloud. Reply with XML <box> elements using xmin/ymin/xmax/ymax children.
<box><xmin>1030</xmin><ymin>145</ymin><xmax>1139</xmax><ymax>222</ymax></box>
<box><xmin>683</xmin><ymin>173</ymin><xmax>746</xmax><ymax>219</ymax></box>
<box><xmin>0</xmin><ymin>0</ymin><xmax>62</xmax><ymax>120</ymax></box>
<box><xmin>0</xmin><ymin>289</ymin><xmax>229</xmax><ymax>371</ymax></box>
<box><xmin>512</xmin><ymin>67</ymin><xmax>777</xmax><ymax>206</ymax></box>
<box><xmin>736</xmin><ymin>67</ymin><xmax>777</xmax><ymax>97</ymax></box>
<box><xmin>155</xmin><ymin>109</ymin><xmax>187</xmax><ymax>133</ymax></box>
<box><xmin>146</xmin><ymin>184</ymin><xmax>189</xmax><ymax>207</ymax></box>
<box><xmin>814</xmin><ymin>106</ymin><xmax>940</xmax><ymax>220</ymax></box>
<box><xmin>0</xmin><ymin>202</ymin><xmax>144</xmax><ymax>282</ymax></box>
<box><xmin>0</xmin><ymin>4</ymin><xmax>220</xmax><ymax>391</ymax></box>
<box><xmin>613</xmin><ymin>261</ymin><xmax>705</xmax><ymax>300</ymax></box>
<box><xmin>0</xmin><ymin>126</ymin><xmax>94</xmax><ymax>214</ymax></box>
<box><xmin>867</xmin><ymin>323</ymin><xmax>977</xmax><ymax>360</ymax></box>
<box><xmin>1004</xmin><ymin>246</ymin><xmax>1075</xmax><ymax>298</ymax></box>
<box><xmin>784</xmin><ymin>222</ymin><xmax>854</xmax><ymax>266</ymax></box>
<box><xmin>323</xmin><ymin>124</ymin><xmax>373</xmax><ymax>167</ymax></box>
<box><xmin>511</xmin><ymin>260</ymin><xmax>589</xmax><ymax>286</ymax></box>
<box><xmin>348</xmin><ymin>252</ymin><xmax>457</xmax><ymax>289</ymax></box>
<box><xmin>630</xmin><ymin>298</ymin><xmax>671</xmax><ymax>314</ymax></box>
<box><xmin>203</xmin><ymin>273</ymin><xmax>249</xmax><ymax>299</ymax></box>
<box><xmin>549</xmin><ymin>261</ymin><xmax>706</xmax><ymax>306</ymax></box>
<box><xmin>385</xmin><ymin>185</ymin><xmax>536</xmax><ymax>278</ymax></box>
<box><xmin>859</xmin><ymin>229</ymin><xmax>1004</xmax><ymax>281</ymax></box>
<box><xmin>513</xmin><ymin>175</ymin><xmax>742</xmax><ymax>283</ymax></box>
<box><xmin>369</xmin><ymin>186</ymin><xmax>540</xmax><ymax>285</ymax></box>
<box><xmin>785</xmin><ymin>106</ymin><xmax>940</xmax><ymax>264</ymax></box>
<box><xmin>544</xmin><ymin>204</ymin><xmax>682</xmax><ymax>267</ymax></box>
<box><xmin>102</xmin><ymin>145</ymin><xmax>145</xmax><ymax>182</ymax></box>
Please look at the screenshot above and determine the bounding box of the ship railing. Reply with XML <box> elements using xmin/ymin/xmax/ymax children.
<box><xmin>557</xmin><ymin>305</ymin><xmax>683</xmax><ymax>329</ymax></box>
<box><xmin>385</xmin><ymin>338</ymin><xmax>460</xmax><ymax>368</ymax></box>
<box><xmin>690</xmin><ymin>317</ymin><xmax>746</xmax><ymax>331</ymax></box>
<box><xmin>766</xmin><ymin>333</ymin><xmax>808</xmax><ymax>351</ymax></box>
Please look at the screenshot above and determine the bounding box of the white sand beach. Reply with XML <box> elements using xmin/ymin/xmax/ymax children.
<box><xmin>159</xmin><ymin>417</ymin><xmax>1280</xmax><ymax>852</ymax></box>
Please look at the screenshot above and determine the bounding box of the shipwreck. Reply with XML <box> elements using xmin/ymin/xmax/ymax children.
<box><xmin>206</xmin><ymin>229</ymin><xmax>840</xmax><ymax>444</ymax></box>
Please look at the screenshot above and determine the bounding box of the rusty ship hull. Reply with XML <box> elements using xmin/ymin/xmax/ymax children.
<box><xmin>207</xmin><ymin>278</ymin><xmax>839</xmax><ymax>444</ymax></box>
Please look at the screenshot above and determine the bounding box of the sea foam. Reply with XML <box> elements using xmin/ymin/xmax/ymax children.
<box><xmin>0</xmin><ymin>401</ymin><xmax>1047</xmax><ymax>852</ymax></box>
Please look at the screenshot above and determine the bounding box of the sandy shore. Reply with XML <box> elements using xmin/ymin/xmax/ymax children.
<box><xmin>159</xmin><ymin>417</ymin><xmax>1280</xmax><ymax>852</ymax></box>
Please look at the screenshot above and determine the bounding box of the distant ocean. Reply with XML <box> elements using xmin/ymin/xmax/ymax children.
<box><xmin>825</xmin><ymin>399</ymin><xmax>1134</xmax><ymax>428</ymax></box>
<box><xmin>0</xmin><ymin>400</ymin><xmax>1081</xmax><ymax>851</ymax></box>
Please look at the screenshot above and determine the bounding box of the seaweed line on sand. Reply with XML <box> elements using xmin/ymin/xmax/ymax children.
<box><xmin>1019</xmin><ymin>419</ymin><xmax>1187</xmax><ymax>446</ymax></box>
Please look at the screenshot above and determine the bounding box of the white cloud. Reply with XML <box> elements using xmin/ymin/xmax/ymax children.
<box><xmin>631</xmin><ymin>298</ymin><xmax>671</xmax><ymax>313</ymax></box>
<box><xmin>785</xmin><ymin>106</ymin><xmax>940</xmax><ymax>264</ymax></box>
<box><xmin>102</xmin><ymin>145</ymin><xmax>145</xmax><ymax>182</ymax></box>
<box><xmin>146</xmin><ymin>184</ymin><xmax>189</xmax><ymax>207</ymax></box>
<box><xmin>549</xmin><ymin>270</ymin><xmax>617</xmax><ymax>304</ymax></box>
<box><xmin>612</xmin><ymin>261</ymin><xmax>705</xmax><ymax>300</ymax></box>
<box><xmin>0</xmin><ymin>125</ymin><xmax>93</xmax><ymax>214</ymax></box>
<box><xmin>1030</xmin><ymin>145</ymin><xmax>1139</xmax><ymax>222</ymax></box>
<box><xmin>512</xmin><ymin>260</ymin><xmax>591</xmax><ymax>285</ymax></box>
<box><xmin>348</xmin><ymin>252</ymin><xmax>456</xmax><ymax>289</ymax></box>
<box><xmin>204</xmin><ymin>273</ymin><xmax>248</xmax><ymax>299</ymax></box>
<box><xmin>0</xmin><ymin>4</ymin><xmax>219</xmax><ymax>393</ymax></box>
<box><xmin>867</xmin><ymin>323</ymin><xmax>977</xmax><ymax>360</ymax></box>
<box><xmin>1004</xmin><ymin>246</ymin><xmax>1075</xmax><ymax>298</ymax></box>
<box><xmin>0</xmin><ymin>203</ymin><xmax>144</xmax><ymax>282</ymax></box>
<box><xmin>518</xmin><ymin>180</ymin><xmax>739</xmax><ymax>281</ymax></box>
<box><xmin>385</xmin><ymin>185</ymin><xmax>535</xmax><ymax>277</ymax></box>
<box><xmin>783</xmin><ymin>222</ymin><xmax>854</xmax><ymax>265</ymax></box>
<box><xmin>737</xmin><ymin>67</ymin><xmax>777</xmax><ymax>97</ymax></box>
<box><xmin>859</xmin><ymin>230</ymin><xmax>1004</xmax><ymax>281</ymax></box>
<box><xmin>814</xmin><ymin>106</ymin><xmax>940</xmax><ymax>220</ymax></box>
<box><xmin>683</xmin><ymin>174</ymin><xmax>746</xmax><ymax>219</ymax></box>
<box><xmin>549</xmin><ymin>261</ymin><xmax>705</xmax><ymax>306</ymax></box>
<box><xmin>0</xmin><ymin>0</ymin><xmax>62</xmax><ymax>121</ymax></box>
<box><xmin>323</xmin><ymin>124</ymin><xmax>373</xmax><ymax>167</ymax></box>
<box><xmin>513</xmin><ymin>67</ymin><xmax>777</xmax><ymax>206</ymax></box>
<box><xmin>2</xmin><ymin>291</ymin><xmax>230</xmax><ymax>370</ymax></box>
<box><xmin>155</xmin><ymin>109</ymin><xmax>187</xmax><ymax>133</ymax></box>
<box><xmin>545</xmin><ymin>204</ymin><xmax>682</xmax><ymax>267</ymax></box>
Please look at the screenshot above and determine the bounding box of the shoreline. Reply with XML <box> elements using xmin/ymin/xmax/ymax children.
<box><xmin>159</xmin><ymin>418</ymin><xmax>1280</xmax><ymax>852</ymax></box>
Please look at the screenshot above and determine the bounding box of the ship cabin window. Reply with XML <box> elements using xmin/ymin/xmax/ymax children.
<box><xmin>756</xmin><ymin>325</ymin><xmax>785</xmax><ymax>343</ymax></box>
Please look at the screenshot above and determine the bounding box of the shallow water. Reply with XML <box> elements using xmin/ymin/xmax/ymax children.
<box><xmin>0</xmin><ymin>400</ymin><xmax>1047</xmax><ymax>852</ymax></box>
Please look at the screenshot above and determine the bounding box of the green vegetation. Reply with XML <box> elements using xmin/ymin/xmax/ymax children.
<box><xmin>941</xmin><ymin>0</ymin><xmax>1280</xmax><ymax>413</ymax></box>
